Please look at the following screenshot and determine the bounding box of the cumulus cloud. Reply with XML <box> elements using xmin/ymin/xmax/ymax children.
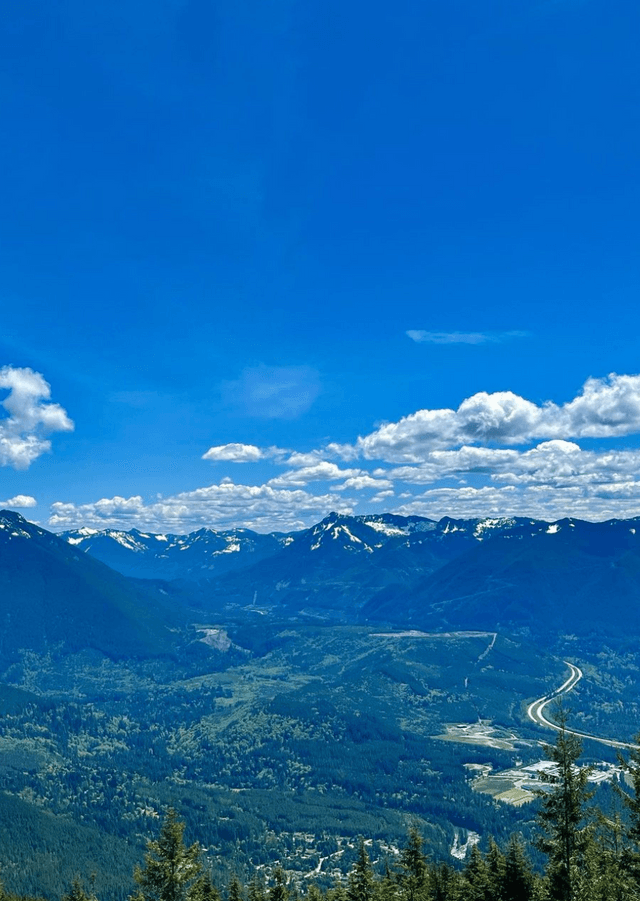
<box><xmin>203</xmin><ymin>443</ymin><xmax>266</xmax><ymax>462</ymax></box>
<box><xmin>495</xmin><ymin>442</ymin><xmax>640</xmax><ymax>490</ymax></box>
<box><xmin>370</xmin><ymin>489</ymin><xmax>395</xmax><ymax>503</ymax></box>
<box><xmin>406</xmin><ymin>330</ymin><xmax>528</xmax><ymax>345</ymax></box>
<box><xmin>393</xmin><ymin>485</ymin><xmax>518</xmax><ymax>518</ymax></box>
<box><xmin>559</xmin><ymin>374</ymin><xmax>640</xmax><ymax>437</ymax></box>
<box><xmin>45</xmin><ymin>371</ymin><xmax>640</xmax><ymax>532</ymax></box>
<box><xmin>220</xmin><ymin>365</ymin><xmax>321</xmax><ymax>419</ymax></box>
<box><xmin>340</xmin><ymin>374</ymin><xmax>640</xmax><ymax>463</ymax></box>
<box><xmin>49</xmin><ymin>481</ymin><xmax>354</xmax><ymax>533</ymax></box>
<box><xmin>382</xmin><ymin>440</ymin><xmax>640</xmax><ymax>493</ymax></box>
<box><xmin>392</xmin><ymin>482</ymin><xmax>640</xmax><ymax>524</ymax></box>
<box><xmin>0</xmin><ymin>494</ymin><xmax>37</xmax><ymax>508</ymax></box>
<box><xmin>380</xmin><ymin>438</ymin><xmax>640</xmax><ymax>522</ymax></box>
<box><xmin>352</xmin><ymin>391</ymin><xmax>543</xmax><ymax>461</ymax></box>
<box><xmin>267</xmin><ymin>461</ymin><xmax>362</xmax><ymax>488</ymax></box>
<box><xmin>385</xmin><ymin>446</ymin><xmax>522</xmax><ymax>483</ymax></box>
<box><xmin>203</xmin><ymin>443</ymin><xmax>290</xmax><ymax>463</ymax></box>
<box><xmin>285</xmin><ymin>451</ymin><xmax>327</xmax><ymax>467</ymax></box>
<box><xmin>332</xmin><ymin>475</ymin><xmax>394</xmax><ymax>492</ymax></box>
<box><xmin>0</xmin><ymin>366</ymin><xmax>74</xmax><ymax>469</ymax></box>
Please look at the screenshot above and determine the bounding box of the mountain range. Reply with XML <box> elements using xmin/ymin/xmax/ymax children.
<box><xmin>62</xmin><ymin>523</ymin><xmax>289</xmax><ymax>581</ymax></box>
<box><xmin>0</xmin><ymin>508</ymin><xmax>639</xmax><ymax>896</ymax></box>
<box><xmin>63</xmin><ymin>510</ymin><xmax>640</xmax><ymax>638</ymax></box>
<box><xmin>1</xmin><ymin>508</ymin><xmax>638</xmax><ymax>667</ymax></box>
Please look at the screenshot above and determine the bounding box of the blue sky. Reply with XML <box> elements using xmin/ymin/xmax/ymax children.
<box><xmin>2</xmin><ymin>0</ymin><xmax>640</xmax><ymax>533</ymax></box>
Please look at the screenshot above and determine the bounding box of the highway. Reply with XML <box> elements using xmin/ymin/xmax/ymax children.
<box><xmin>526</xmin><ymin>662</ymin><xmax>637</xmax><ymax>751</ymax></box>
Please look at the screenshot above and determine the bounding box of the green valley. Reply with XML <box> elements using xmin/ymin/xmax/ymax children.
<box><xmin>0</xmin><ymin>622</ymin><xmax>638</xmax><ymax>899</ymax></box>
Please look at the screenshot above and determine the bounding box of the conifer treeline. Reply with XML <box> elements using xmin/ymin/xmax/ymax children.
<box><xmin>7</xmin><ymin>722</ymin><xmax>640</xmax><ymax>901</ymax></box>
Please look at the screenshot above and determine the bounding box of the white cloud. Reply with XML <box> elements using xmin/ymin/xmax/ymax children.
<box><xmin>559</xmin><ymin>374</ymin><xmax>640</xmax><ymax>438</ymax></box>
<box><xmin>388</xmin><ymin>446</ymin><xmax>519</xmax><ymax>480</ymax></box>
<box><xmin>392</xmin><ymin>482</ymin><xmax>640</xmax><ymax>524</ymax></box>
<box><xmin>203</xmin><ymin>443</ymin><xmax>265</xmax><ymax>462</ymax></box>
<box><xmin>347</xmin><ymin>408</ymin><xmax>460</xmax><ymax>462</ymax></box>
<box><xmin>0</xmin><ymin>366</ymin><xmax>74</xmax><ymax>469</ymax></box>
<box><xmin>220</xmin><ymin>365</ymin><xmax>321</xmax><ymax>419</ymax></box>
<box><xmin>370</xmin><ymin>489</ymin><xmax>395</xmax><ymax>503</ymax></box>
<box><xmin>341</xmin><ymin>374</ymin><xmax>640</xmax><ymax>463</ymax></box>
<box><xmin>382</xmin><ymin>440</ymin><xmax>640</xmax><ymax>492</ymax></box>
<box><xmin>0</xmin><ymin>494</ymin><xmax>37</xmax><ymax>508</ymax></box>
<box><xmin>394</xmin><ymin>485</ymin><xmax>517</xmax><ymax>518</ymax></box>
<box><xmin>203</xmin><ymin>443</ymin><xmax>289</xmax><ymax>463</ymax></box>
<box><xmin>285</xmin><ymin>451</ymin><xmax>327</xmax><ymax>467</ymax></box>
<box><xmin>44</xmin><ymin>371</ymin><xmax>640</xmax><ymax>532</ymax></box>
<box><xmin>332</xmin><ymin>475</ymin><xmax>394</xmax><ymax>492</ymax></box>
<box><xmin>495</xmin><ymin>442</ymin><xmax>640</xmax><ymax>489</ymax></box>
<box><xmin>267</xmin><ymin>461</ymin><xmax>362</xmax><ymax>488</ymax></box>
<box><xmin>49</xmin><ymin>481</ymin><xmax>354</xmax><ymax>533</ymax></box>
<box><xmin>406</xmin><ymin>330</ymin><xmax>528</xmax><ymax>345</ymax></box>
<box><xmin>325</xmin><ymin>441</ymin><xmax>361</xmax><ymax>462</ymax></box>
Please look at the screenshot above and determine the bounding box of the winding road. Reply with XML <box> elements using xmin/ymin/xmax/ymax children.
<box><xmin>526</xmin><ymin>662</ymin><xmax>637</xmax><ymax>751</ymax></box>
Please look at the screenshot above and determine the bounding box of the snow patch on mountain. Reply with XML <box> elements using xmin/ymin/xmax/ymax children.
<box><xmin>0</xmin><ymin>521</ymin><xmax>32</xmax><ymax>539</ymax></box>
<box><xmin>217</xmin><ymin>541</ymin><xmax>241</xmax><ymax>554</ymax></box>
<box><xmin>110</xmin><ymin>532</ymin><xmax>147</xmax><ymax>551</ymax></box>
<box><xmin>365</xmin><ymin>520</ymin><xmax>408</xmax><ymax>537</ymax></box>
<box><xmin>442</xmin><ymin>522</ymin><xmax>463</xmax><ymax>535</ymax></box>
<box><xmin>337</xmin><ymin>525</ymin><xmax>362</xmax><ymax>544</ymax></box>
<box><xmin>473</xmin><ymin>518</ymin><xmax>516</xmax><ymax>540</ymax></box>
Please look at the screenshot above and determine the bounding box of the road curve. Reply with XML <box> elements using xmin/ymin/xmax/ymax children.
<box><xmin>526</xmin><ymin>662</ymin><xmax>637</xmax><ymax>751</ymax></box>
<box><xmin>527</xmin><ymin>662</ymin><xmax>583</xmax><ymax>730</ymax></box>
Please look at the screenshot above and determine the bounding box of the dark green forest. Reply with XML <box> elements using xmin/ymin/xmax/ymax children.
<box><xmin>2</xmin><ymin>625</ymin><xmax>640</xmax><ymax>901</ymax></box>
<box><xmin>5</xmin><ymin>724</ymin><xmax>640</xmax><ymax>901</ymax></box>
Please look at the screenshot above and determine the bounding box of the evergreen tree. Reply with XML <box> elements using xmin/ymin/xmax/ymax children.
<box><xmin>326</xmin><ymin>882</ymin><xmax>347</xmax><ymax>901</ymax></box>
<box><xmin>62</xmin><ymin>877</ymin><xmax>93</xmax><ymax>901</ymax></box>
<box><xmin>535</xmin><ymin>712</ymin><xmax>594</xmax><ymax>901</ymax></box>
<box><xmin>428</xmin><ymin>863</ymin><xmax>457</xmax><ymax>901</ymax></box>
<box><xmin>502</xmin><ymin>836</ymin><xmax>534</xmax><ymax>901</ymax></box>
<box><xmin>228</xmin><ymin>877</ymin><xmax>244</xmax><ymax>901</ymax></box>
<box><xmin>462</xmin><ymin>846</ymin><xmax>492</xmax><ymax>901</ymax></box>
<box><xmin>396</xmin><ymin>829</ymin><xmax>429</xmax><ymax>901</ymax></box>
<box><xmin>616</xmin><ymin>734</ymin><xmax>640</xmax><ymax>888</ymax></box>
<box><xmin>190</xmin><ymin>873</ymin><xmax>221</xmax><ymax>901</ymax></box>
<box><xmin>268</xmin><ymin>868</ymin><xmax>288</xmax><ymax>901</ymax></box>
<box><xmin>347</xmin><ymin>842</ymin><xmax>374</xmax><ymax>901</ymax></box>
<box><xmin>248</xmin><ymin>875</ymin><xmax>266</xmax><ymax>901</ymax></box>
<box><xmin>574</xmin><ymin>814</ymin><xmax>638</xmax><ymax>901</ymax></box>
<box><xmin>375</xmin><ymin>862</ymin><xmax>398</xmax><ymax>901</ymax></box>
<box><xmin>485</xmin><ymin>838</ymin><xmax>505</xmax><ymax>901</ymax></box>
<box><xmin>131</xmin><ymin>809</ymin><xmax>203</xmax><ymax>901</ymax></box>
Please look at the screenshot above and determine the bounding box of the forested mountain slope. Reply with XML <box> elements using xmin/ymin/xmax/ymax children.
<box><xmin>63</xmin><ymin>512</ymin><xmax>640</xmax><ymax>636</ymax></box>
<box><xmin>0</xmin><ymin>511</ymin><xmax>186</xmax><ymax>660</ymax></box>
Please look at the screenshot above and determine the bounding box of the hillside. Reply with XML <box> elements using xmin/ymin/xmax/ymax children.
<box><xmin>0</xmin><ymin>510</ymin><xmax>185</xmax><ymax>660</ymax></box>
<box><xmin>62</xmin><ymin>525</ymin><xmax>291</xmax><ymax>581</ymax></box>
<box><xmin>63</xmin><ymin>512</ymin><xmax>640</xmax><ymax>637</ymax></box>
<box><xmin>362</xmin><ymin>517</ymin><xmax>640</xmax><ymax>635</ymax></box>
<box><xmin>1</xmin><ymin>513</ymin><xmax>640</xmax><ymax>895</ymax></box>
